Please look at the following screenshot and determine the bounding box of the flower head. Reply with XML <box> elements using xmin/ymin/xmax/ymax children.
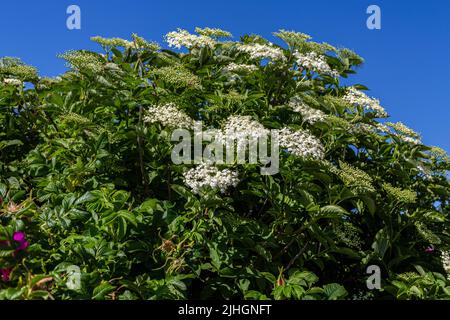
<box><xmin>0</xmin><ymin>268</ymin><xmax>11</xmax><ymax>282</ymax></box>
<box><xmin>195</xmin><ymin>27</ymin><xmax>232</xmax><ymax>39</ymax></box>
<box><xmin>13</xmin><ymin>231</ymin><xmax>29</xmax><ymax>252</ymax></box>
<box><xmin>183</xmin><ymin>163</ymin><xmax>239</xmax><ymax>194</ymax></box>
<box><xmin>441</xmin><ymin>251</ymin><xmax>450</xmax><ymax>280</ymax></box>
<box><xmin>237</xmin><ymin>43</ymin><xmax>286</xmax><ymax>62</ymax></box>
<box><xmin>294</xmin><ymin>51</ymin><xmax>338</xmax><ymax>77</ymax></box>
<box><xmin>289</xmin><ymin>96</ymin><xmax>327</xmax><ymax>124</ymax></box>
<box><xmin>165</xmin><ymin>28</ymin><xmax>216</xmax><ymax>49</ymax></box>
<box><xmin>277</xmin><ymin>127</ymin><xmax>325</xmax><ymax>160</ymax></box>
<box><xmin>91</xmin><ymin>36</ymin><xmax>133</xmax><ymax>49</ymax></box>
<box><xmin>222</xmin><ymin>63</ymin><xmax>258</xmax><ymax>74</ymax></box>
<box><xmin>59</xmin><ymin>50</ymin><xmax>104</xmax><ymax>73</ymax></box>
<box><xmin>342</xmin><ymin>87</ymin><xmax>388</xmax><ymax>118</ymax></box>
<box><xmin>144</xmin><ymin>103</ymin><xmax>193</xmax><ymax>129</ymax></box>
<box><xmin>424</xmin><ymin>246</ymin><xmax>434</xmax><ymax>253</ymax></box>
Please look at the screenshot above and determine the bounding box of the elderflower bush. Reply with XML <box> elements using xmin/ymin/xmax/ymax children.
<box><xmin>0</xmin><ymin>28</ymin><xmax>449</xmax><ymax>300</ymax></box>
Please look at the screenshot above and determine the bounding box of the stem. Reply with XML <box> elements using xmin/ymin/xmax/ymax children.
<box><xmin>137</xmin><ymin>105</ymin><xmax>149</xmax><ymax>197</ymax></box>
<box><xmin>285</xmin><ymin>240</ymin><xmax>310</xmax><ymax>271</ymax></box>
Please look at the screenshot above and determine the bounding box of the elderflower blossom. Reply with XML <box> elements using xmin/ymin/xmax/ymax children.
<box><xmin>277</xmin><ymin>127</ymin><xmax>325</xmax><ymax>160</ymax></box>
<box><xmin>349</xmin><ymin>122</ymin><xmax>375</xmax><ymax>135</ymax></box>
<box><xmin>334</xmin><ymin>222</ymin><xmax>363</xmax><ymax>249</ymax></box>
<box><xmin>386</xmin><ymin>121</ymin><xmax>422</xmax><ymax>145</ymax></box>
<box><xmin>374</xmin><ymin>122</ymin><xmax>391</xmax><ymax>134</ymax></box>
<box><xmin>386</xmin><ymin>121</ymin><xmax>420</xmax><ymax>138</ymax></box>
<box><xmin>294</xmin><ymin>51</ymin><xmax>339</xmax><ymax>78</ymax></box>
<box><xmin>59</xmin><ymin>50</ymin><xmax>104</xmax><ymax>73</ymax></box>
<box><xmin>399</xmin><ymin>135</ymin><xmax>421</xmax><ymax>145</ymax></box>
<box><xmin>430</xmin><ymin>146</ymin><xmax>450</xmax><ymax>163</ymax></box>
<box><xmin>273</xmin><ymin>30</ymin><xmax>312</xmax><ymax>47</ymax></box>
<box><xmin>91</xmin><ymin>36</ymin><xmax>133</xmax><ymax>48</ymax></box>
<box><xmin>152</xmin><ymin>65</ymin><xmax>200</xmax><ymax>89</ymax></box>
<box><xmin>0</xmin><ymin>64</ymin><xmax>37</xmax><ymax>81</ymax></box>
<box><xmin>165</xmin><ymin>29</ymin><xmax>216</xmax><ymax>49</ymax></box>
<box><xmin>342</xmin><ymin>87</ymin><xmax>388</xmax><ymax>118</ymax></box>
<box><xmin>288</xmin><ymin>96</ymin><xmax>326</xmax><ymax>124</ymax></box>
<box><xmin>2</xmin><ymin>78</ymin><xmax>22</xmax><ymax>86</ymax></box>
<box><xmin>131</xmin><ymin>33</ymin><xmax>160</xmax><ymax>51</ymax></box>
<box><xmin>223</xmin><ymin>63</ymin><xmax>258</xmax><ymax>73</ymax></box>
<box><xmin>144</xmin><ymin>103</ymin><xmax>193</xmax><ymax>129</ymax></box>
<box><xmin>415</xmin><ymin>222</ymin><xmax>441</xmax><ymax>245</ymax></box>
<box><xmin>214</xmin><ymin>115</ymin><xmax>270</xmax><ymax>149</ymax></box>
<box><xmin>331</xmin><ymin>161</ymin><xmax>375</xmax><ymax>193</ymax></box>
<box><xmin>195</xmin><ymin>27</ymin><xmax>232</xmax><ymax>39</ymax></box>
<box><xmin>382</xmin><ymin>182</ymin><xmax>417</xmax><ymax>203</ymax></box>
<box><xmin>441</xmin><ymin>251</ymin><xmax>450</xmax><ymax>280</ymax></box>
<box><xmin>237</xmin><ymin>43</ymin><xmax>286</xmax><ymax>62</ymax></box>
<box><xmin>183</xmin><ymin>163</ymin><xmax>239</xmax><ymax>194</ymax></box>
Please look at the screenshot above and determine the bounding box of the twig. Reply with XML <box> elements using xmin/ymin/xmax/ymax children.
<box><xmin>285</xmin><ymin>240</ymin><xmax>310</xmax><ymax>271</ymax></box>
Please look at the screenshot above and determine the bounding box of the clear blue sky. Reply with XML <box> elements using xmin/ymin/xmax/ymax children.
<box><xmin>1</xmin><ymin>0</ymin><xmax>449</xmax><ymax>152</ymax></box>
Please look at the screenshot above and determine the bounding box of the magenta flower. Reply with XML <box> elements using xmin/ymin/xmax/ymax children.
<box><xmin>12</xmin><ymin>231</ymin><xmax>29</xmax><ymax>252</ymax></box>
<box><xmin>0</xmin><ymin>268</ymin><xmax>11</xmax><ymax>282</ymax></box>
<box><xmin>425</xmin><ymin>246</ymin><xmax>434</xmax><ymax>253</ymax></box>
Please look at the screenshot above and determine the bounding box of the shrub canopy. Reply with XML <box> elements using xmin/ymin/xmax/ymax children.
<box><xmin>0</xmin><ymin>28</ymin><xmax>449</xmax><ymax>300</ymax></box>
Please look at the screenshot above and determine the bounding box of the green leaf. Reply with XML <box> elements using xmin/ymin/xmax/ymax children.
<box><xmin>372</xmin><ymin>228</ymin><xmax>390</xmax><ymax>259</ymax></box>
<box><xmin>319</xmin><ymin>205</ymin><xmax>349</xmax><ymax>219</ymax></box>
<box><xmin>92</xmin><ymin>282</ymin><xmax>115</xmax><ymax>300</ymax></box>
<box><xmin>322</xmin><ymin>283</ymin><xmax>347</xmax><ymax>300</ymax></box>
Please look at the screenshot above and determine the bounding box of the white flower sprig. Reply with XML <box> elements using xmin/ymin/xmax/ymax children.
<box><xmin>441</xmin><ymin>251</ymin><xmax>450</xmax><ymax>280</ymax></box>
<box><xmin>277</xmin><ymin>127</ymin><xmax>325</xmax><ymax>160</ymax></box>
<box><xmin>294</xmin><ymin>51</ymin><xmax>339</xmax><ymax>78</ymax></box>
<box><xmin>165</xmin><ymin>28</ymin><xmax>216</xmax><ymax>49</ymax></box>
<box><xmin>289</xmin><ymin>97</ymin><xmax>327</xmax><ymax>124</ymax></box>
<box><xmin>183</xmin><ymin>163</ymin><xmax>239</xmax><ymax>194</ymax></box>
<box><xmin>2</xmin><ymin>78</ymin><xmax>23</xmax><ymax>86</ymax></box>
<box><xmin>223</xmin><ymin>63</ymin><xmax>258</xmax><ymax>73</ymax></box>
<box><xmin>342</xmin><ymin>87</ymin><xmax>388</xmax><ymax>118</ymax></box>
<box><xmin>144</xmin><ymin>103</ymin><xmax>193</xmax><ymax>129</ymax></box>
<box><xmin>237</xmin><ymin>43</ymin><xmax>286</xmax><ymax>62</ymax></box>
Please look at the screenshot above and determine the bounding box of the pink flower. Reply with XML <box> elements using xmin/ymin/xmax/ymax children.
<box><xmin>425</xmin><ymin>246</ymin><xmax>434</xmax><ymax>253</ymax></box>
<box><xmin>0</xmin><ymin>268</ymin><xmax>11</xmax><ymax>282</ymax></box>
<box><xmin>12</xmin><ymin>231</ymin><xmax>29</xmax><ymax>252</ymax></box>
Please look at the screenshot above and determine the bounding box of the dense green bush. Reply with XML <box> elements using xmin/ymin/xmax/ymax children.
<box><xmin>0</xmin><ymin>28</ymin><xmax>449</xmax><ymax>300</ymax></box>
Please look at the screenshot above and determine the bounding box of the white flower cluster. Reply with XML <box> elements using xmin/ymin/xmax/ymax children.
<box><xmin>2</xmin><ymin>78</ymin><xmax>23</xmax><ymax>86</ymax></box>
<box><xmin>373</xmin><ymin>122</ymin><xmax>422</xmax><ymax>145</ymax></box>
<box><xmin>384</xmin><ymin>121</ymin><xmax>422</xmax><ymax>145</ymax></box>
<box><xmin>399</xmin><ymin>135</ymin><xmax>421</xmax><ymax>145</ymax></box>
<box><xmin>183</xmin><ymin>163</ymin><xmax>239</xmax><ymax>194</ymax></box>
<box><xmin>374</xmin><ymin>122</ymin><xmax>391</xmax><ymax>134</ymax></box>
<box><xmin>349</xmin><ymin>122</ymin><xmax>375</xmax><ymax>135</ymax></box>
<box><xmin>342</xmin><ymin>87</ymin><xmax>388</xmax><ymax>118</ymax></box>
<box><xmin>223</xmin><ymin>63</ymin><xmax>258</xmax><ymax>73</ymax></box>
<box><xmin>278</xmin><ymin>127</ymin><xmax>325</xmax><ymax>160</ymax></box>
<box><xmin>294</xmin><ymin>51</ymin><xmax>339</xmax><ymax>78</ymax></box>
<box><xmin>165</xmin><ymin>29</ymin><xmax>216</xmax><ymax>49</ymax></box>
<box><xmin>223</xmin><ymin>115</ymin><xmax>269</xmax><ymax>140</ymax></box>
<box><xmin>289</xmin><ymin>97</ymin><xmax>326</xmax><ymax>124</ymax></box>
<box><xmin>273</xmin><ymin>30</ymin><xmax>312</xmax><ymax>46</ymax></box>
<box><xmin>143</xmin><ymin>103</ymin><xmax>193</xmax><ymax>129</ymax></box>
<box><xmin>237</xmin><ymin>43</ymin><xmax>286</xmax><ymax>62</ymax></box>
<box><xmin>441</xmin><ymin>251</ymin><xmax>450</xmax><ymax>280</ymax></box>
<box><xmin>195</xmin><ymin>27</ymin><xmax>232</xmax><ymax>39</ymax></box>
<box><xmin>214</xmin><ymin>115</ymin><xmax>270</xmax><ymax>149</ymax></box>
<box><xmin>59</xmin><ymin>50</ymin><xmax>104</xmax><ymax>73</ymax></box>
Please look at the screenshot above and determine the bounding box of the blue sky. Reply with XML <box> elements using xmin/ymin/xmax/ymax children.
<box><xmin>1</xmin><ymin>0</ymin><xmax>449</xmax><ymax>152</ymax></box>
